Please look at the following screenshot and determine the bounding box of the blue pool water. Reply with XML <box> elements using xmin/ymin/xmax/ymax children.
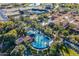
<box><xmin>31</xmin><ymin>9</ymin><xmax>49</xmax><ymax>15</ymax></box>
<box><xmin>27</xmin><ymin>29</ymin><xmax>53</xmax><ymax>50</ymax></box>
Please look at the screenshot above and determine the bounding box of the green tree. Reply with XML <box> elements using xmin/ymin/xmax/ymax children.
<box><xmin>10</xmin><ymin>44</ymin><xmax>26</xmax><ymax>56</ymax></box>
<box><xmin>1</xmin><ymin>29</ymin><xmax>17</xmax><ymax>52</ymax></box>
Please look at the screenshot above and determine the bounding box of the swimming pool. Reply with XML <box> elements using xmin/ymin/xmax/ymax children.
<box><xmin>27</xmin><ymin>29</ymin><xmax>53</xmax><ymax>50</ymax></box>
<box><xmin>30</xmin><ymin>9</ymin><xmax>49</xmax><ymax>15</ymax></box>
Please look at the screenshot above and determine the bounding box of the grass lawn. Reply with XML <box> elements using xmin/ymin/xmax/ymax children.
<box><xmin>60</xmin><ymin>46</ymin><xmax>79</xmax><ymax>56</ymax></box>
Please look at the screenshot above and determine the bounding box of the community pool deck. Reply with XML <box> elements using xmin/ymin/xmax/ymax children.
<box><xmin>27</xmin><ymin>28</ymin><xmax>53</xmax><ymax>50</ymax></box>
